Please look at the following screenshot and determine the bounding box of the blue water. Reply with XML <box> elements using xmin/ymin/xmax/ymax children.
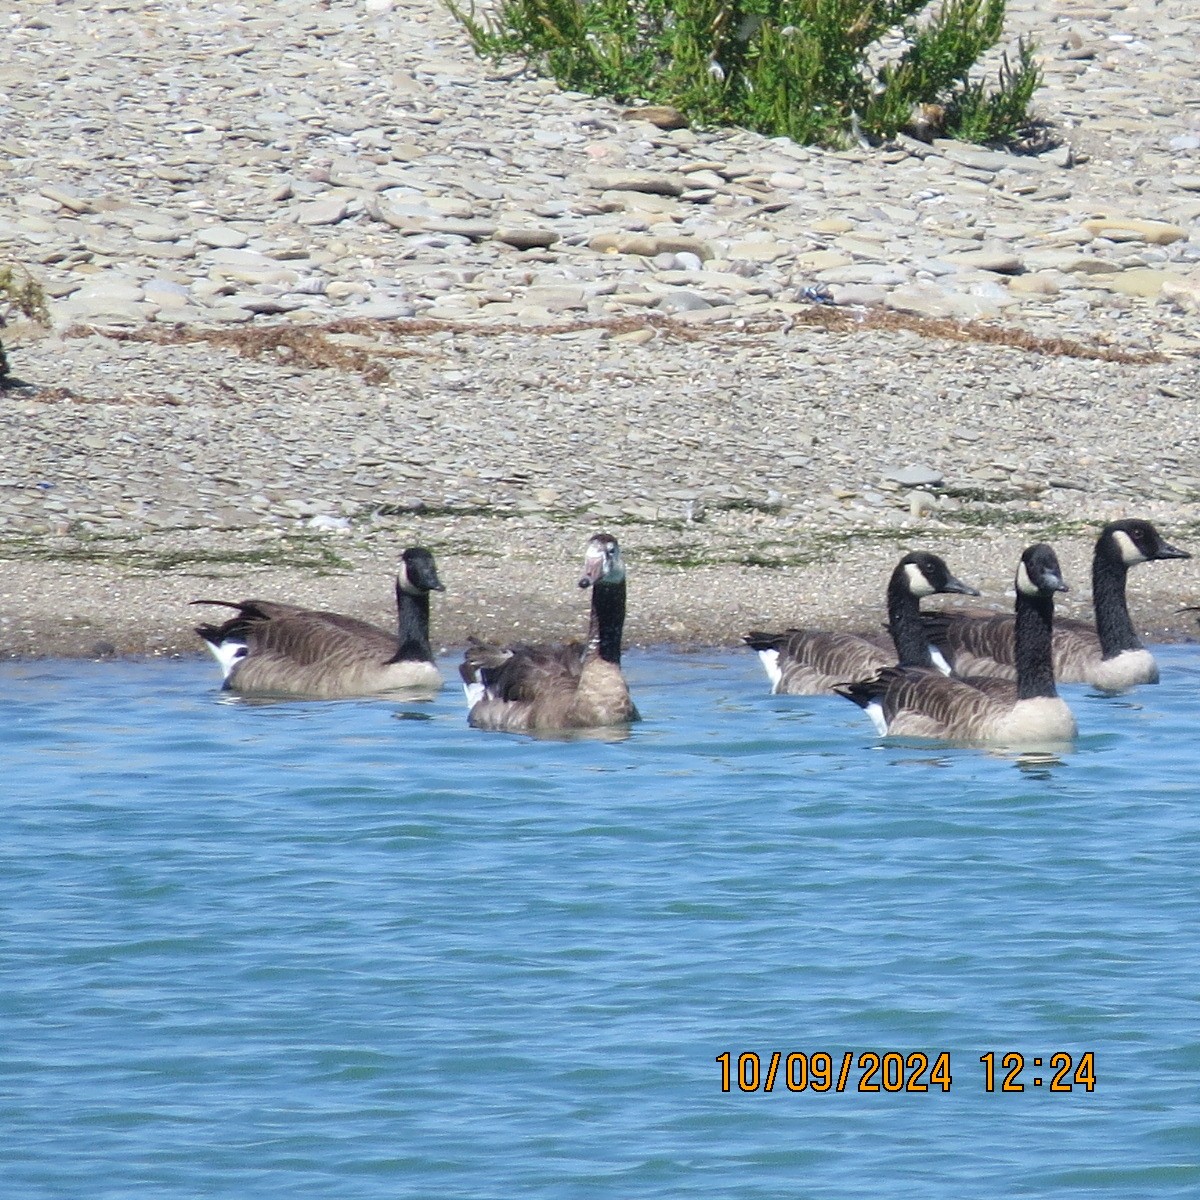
<box><xmin>3</xmin><ymin>648</ymin><xmax>1199</xmax><ymax>1198</ymax></box>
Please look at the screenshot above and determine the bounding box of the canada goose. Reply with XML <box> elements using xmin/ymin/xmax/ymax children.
<box><xmin>921</xmin><ymin>519</ymin><xmax>1190</xmax><ymax>693</ymax></box>
<box><xmin>743</xmin><ymin>551</ymin><xmax>979</xmax><ymax>694</ymax></box>
<box><xmin>835</xmin><ymin>544</ymin><xmax>1077</xmax><ymax>747</ymax></box>
<box><xmin>460</xmin><ymin>532</ymin><xmax>638</xmax><ymax>732</ymax></box>
<box><xmin>193</xmin><ymin>547</ymin><xmax>445</xmax><ymax>698</ymax></box>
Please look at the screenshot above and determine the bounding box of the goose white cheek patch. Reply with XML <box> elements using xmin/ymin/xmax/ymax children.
<box><xmin>1015</xmin><ymin>562</ymin><xmax>1037</xmax><ymax>596</ymax></box>
<box><xmin>397</xmin><ymin>561</ymin><xmax>422</xmax><ymax>596</ymax></box>
<box><xmin>1111</xmin><ymin>529</ymin><xmax>1147</xmax><ymax>566</ymax></box>
<box><xmin>904</xmin><ymin>563</ymin><xmax>935</xmax><ymax>598</ymax></box>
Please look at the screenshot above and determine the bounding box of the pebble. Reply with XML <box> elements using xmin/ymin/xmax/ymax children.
<box><xmin>195</xmin><ymin>226</ymin><xmax>251</xmax><ymax>250</ymax></box>
<box><xmin>1080</xmin><ymin>217</ymin><xmax>1187</xmax><ymax>245</ymax></box>
<box><xmin>885</xmin><ymin>465</ymin><xmax>945</xmax><ymax>489</ymax></box>
<box><xmin>1</xmin><ymin>0</ymin><xmax>1200</xmax><ymax>582</ymax></box>
<box><xmin>939</xmin><ymin>247</ymin><xmax>1024</xmax><ymax>275</ymax></box>
<box><xmin>2</xmin><ymin>0</ymin><xmax>1196</xmax><ymax>348</ymax></box>
<box><xmin>494</xmin><ymin>228</ymin><xmax>560</xmax><ymax>250</ymax></box>
<box><xmin>1161</xmin><ymin>273</ymin><xmax>1200</xmax><ymax>312</ymax></box>
<box><xmin>588</xmin><ymin>170</ymin><xmax>687</xmax><ymax>197</ymax></box>
<box><xmin>621</xmin><ymin>105</ymin><xmax>688</xmax><ymax>131</ymax></box>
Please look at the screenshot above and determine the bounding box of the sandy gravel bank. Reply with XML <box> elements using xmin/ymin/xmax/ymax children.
<box><xmin>2</xmin><ymin>483</ymin><xmax>1198</xmax><ymax>661</ymax></box>
<box><xmin>3</xmin><ymin>0</ymin><xmax>1200</xmax><ymax>661</ymax></box>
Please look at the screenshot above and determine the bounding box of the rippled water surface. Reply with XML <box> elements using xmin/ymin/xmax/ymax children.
<box><xmin>3</xmin><ymin>648</ymin><xmax>1199</xmax><ymax>1198</ymax></box>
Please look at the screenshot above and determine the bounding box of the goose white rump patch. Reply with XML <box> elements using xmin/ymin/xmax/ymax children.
<box><xmin>203</xmin><ymin>639</ymin><xmax>247</xmax><ymax>681</ymax></box>
<box><xmin>756</xmin><ymin>648</ymin><xmax>783</xmax><ymax>693</ymax></box>
<box><xmin>928</xmin><ymin>647</ymin><xmax>952</xmax><ymax>676</ymax></box>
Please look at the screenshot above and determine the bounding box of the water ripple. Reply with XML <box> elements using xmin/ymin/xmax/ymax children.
<box><xmin>1</xmin><ymin>649</ymin><xmax>1198</xmax><ymax>1197</ymax></box>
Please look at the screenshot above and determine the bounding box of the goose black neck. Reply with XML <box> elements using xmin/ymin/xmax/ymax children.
<box><xmin>1014</xmin><ymin>589</ymin><xmax>1058</xmax><ymax>700</ymax></box>
<box><xmin>885</xmin><ymin>568</ymin><xmax>934</xmax><ymax>668</ymax></box>
<box><xmin>588</xmin><ymin>580</ymin><xmax>626</xmax><ymax>665</ymax></box>
<box><xmin>1091</xmin><ymin>544</ymin><xmax>1141</xmax><ymax>657</ymax></box>
<box><xmin>389</xmin><ymin>584</ymin><xmax>433</xmax><ymax>663</ymax></box>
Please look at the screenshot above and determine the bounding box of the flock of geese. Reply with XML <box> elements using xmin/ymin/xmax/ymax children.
<box><xmin>193</xmin><ymin>520</ymin><xmax>1190</xmax><ymax>749</ymax></box>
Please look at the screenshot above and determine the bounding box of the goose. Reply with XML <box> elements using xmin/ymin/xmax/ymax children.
<box><xmin>921</xmin><ymin>519</ymin><xmax>1190</xmax><ymax>693</ymax></box>
<box><xmin>460</xmin><ymin>532</ymin><xmax>638</xmax><ymax>732</ymax></box>
<box><xmin>835</xmin><ymin>543</ymin><xmax>1077</xmax><ymax>747</ymax></box>
<box><xmin>743</xmin><ymin>551</ymin><xmax>980</xmax><ymax>695</ymax></box>
<box><xmin>192</xmin><ymin>546</ymin><xmax>445</xmax><ymax>698</ymax></box>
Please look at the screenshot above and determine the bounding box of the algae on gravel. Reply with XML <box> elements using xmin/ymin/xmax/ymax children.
<box><xmin>0</xmin><ymin>532</ymin><xmax>352</xmax><ymax>578</ymax></box>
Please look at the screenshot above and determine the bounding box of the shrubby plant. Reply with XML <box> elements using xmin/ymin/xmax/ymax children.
<box><xmin>0</xmin><ymin>264</ymin><xmax>50</xmax><ymax>387</ymax></box>
<box><xmin>448</xmin><ymin>0</ymin><xmax>1042</xmax><ymax>147</ymax></box>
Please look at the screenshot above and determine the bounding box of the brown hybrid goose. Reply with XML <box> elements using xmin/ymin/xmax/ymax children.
<box><xmin>193</xmin><ymin>547</ymin><xmax>444</xmax><ymax>698</ymax></box>
<box><xmin>836</xmin><ymin>544</ymin><xmax>1077</xmax><ymax>747</ymax></box>
<box><xmin>460</xmin><ymin>532</ymin><xmax>638</xmax><ymax>732</ymax></box>
<box><xmin>743</xmin><ymin>551</ymin><xmax>979</xmax><ymax>694</ymax></box>
<box><xmin>921</xmin><ymin>519</ymin><xmax>1189</xmax><ymax>693</ymax></box>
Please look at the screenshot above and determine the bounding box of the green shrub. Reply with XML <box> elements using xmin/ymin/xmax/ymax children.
<box><xmin>448</xmin><ymin>0</ymin><xmax>1042</xmax><ymax>147</ymax></box>
<box><xmin>0</xmin><ymin>264</ymin><xmax>50</xmax><ymax>387</ymax></box>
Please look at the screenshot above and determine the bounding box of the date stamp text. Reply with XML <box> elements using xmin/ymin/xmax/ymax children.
<box><xmin>715</xmin><ymin>1051</ymin><xmax>1096</xmax><ymax>1093</ymax></box>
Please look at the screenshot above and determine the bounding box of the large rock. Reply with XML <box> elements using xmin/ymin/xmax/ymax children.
<box><xmin>621</xmin><ymin>105</ymin><xmax>688</xmax><ymax>130</ymax></box>
<box><xmin>494</xmin><ymin>227</ymin><xmax>559</xmax><ymax>250</ymax></box>
<box><xmin>1007</xmin><ymin>272</ymin><xmax>1061</xmax><ymax>296</ymax></box>
<box><xmin>934</xmin><ymin>141</ymin><xmax>1053</xmax><ymax>174</ymax></box>
<box><xmin>939</xmin><ymin>246</ymin><xmax>1024</xmax><ymax>275</ymax></box>
<box><xmin>588</xmin><ymin>232</ymin><xmax>661</xmax><ymax>257</ymax></box>
<box><xmin>587</xmin><ymin>170</ymin><xmax>686</xmax><ymax>197</ymax></box>
<box><xmin>727</xmin><ymin>238</ymin><xmax>792</xmax><ymax>262</ymax></box>
<box><xmin>1023</xmin><ymin>250</ymin><xmax>1122</xmax><ymax>275</ymax></box>
<box><xmin>1097</xmin><ymin>269</ymin><xmax>1179</xmax><ymax>298</ymax></box>
<box><xmin>294</xmin><ymin>197</ymin><xmax>349</xmax><ymax>226</ymax></box>
<box><xmin>885</xmin><ymin>283</ymin><xmax>1002</xmax><ymax>321</ymax></box>
<box><xmin>1080</xmin><ymin>216</ymin><xmax>1188</xmax><ymax>245</ymax></box>
<box><xmin>885</xmin><ymin>464</ymin><xmax>944</xmax><ymax>488</ymax></box>
<box><xmin>194</xmin><ymin>224</ymin><xmax>250</xmax><ymax>249</ymax></box>
<box><xmin>1161</xmin><ymin>273</ymin><xmax>1200</xmax><ymax>313</ymax></box>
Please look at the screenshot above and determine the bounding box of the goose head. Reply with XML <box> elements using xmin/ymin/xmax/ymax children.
<box><xmin>579</xmin><ymin>533</ymin><xmax>624</xmax><ymax>589</ymax></box>
<box><xmin>1016</xmin><ymin>544</ymin><xmax>1069</xmax><ymax>597</ymax></box>
<box><xmin>898</xmin><ymin>551</ymin><xmax>980</xmax><ymax>598</ymax></box>
<box><xmin>1102</xmin><ymin>519</ymin><xmax>1190</xmax><ymax>567</ymax></box>
<box><xmin>397</xmin><ymin>547</ymin><xmax>445</xmax><ymax>596</ymax></box>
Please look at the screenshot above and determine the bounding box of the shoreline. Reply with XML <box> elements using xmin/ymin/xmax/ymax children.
<box><xmin>3</xmin><ymin>515</ymin><xmax>1198</xmax><ymax>660</ymax></box>
<box><xmin>2</xmin><ymin>1</ymin><xmax>1200</xmax><ymax>658</ymax></box>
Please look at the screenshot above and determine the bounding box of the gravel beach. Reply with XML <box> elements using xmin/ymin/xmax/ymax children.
<box><xmin>2</xmin><ymin>0</ymin><xmax>1200</xmax><ymax>660</ymax></box>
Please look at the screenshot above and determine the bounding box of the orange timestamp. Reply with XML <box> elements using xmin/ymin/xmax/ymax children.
<box><xmin>716</xmin><ymin>1050</ymin><xmax>1097</xmax><ymax>1093</ymax></box>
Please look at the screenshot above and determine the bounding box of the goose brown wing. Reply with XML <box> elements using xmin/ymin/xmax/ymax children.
<box><xmin>241</xmin><ymin>606</ymin><xmax>397</xmax><ymax>666</ymax></box>
<box><xmin>839</xmin><ymin>666</ymin><xmax>1007</xmax><ymax>740</ymax></box>
<box><xmin>922</xmin><ymin>611</ymin><xmax>1018</xmax><ymax>672</ymax></box>
<box><xmin>1048</xmin><ymin>624</ymin><xmax>1104</xmax><ymax>683</ymax></box>
<box><xmin>925</xmin><ymin>609</ymin><xmax>1103</xmax><ymax>683</ymax></box>
<box><xmin>192</xmin><ymin>598</ymin><xmax>297</xmax><ymax>643</ymax></box>
<box><xmin>782</xmin><ymin>629</ymin><xmax>892</xmax><ymax>687</ymax></box>
<box><xmin>462</xmin><ymin>638</ymin><xmax>584</xmax><ymax>702</ymax></box>
<box><xmin>745</xmin><ymin>627</ymin><xmax>891</xmax><ymax>693</ymax></box>
<box><xmin>959</xmin><ymin>674</ymin><xmax>1018</xmax><ymax>701</ymax></box>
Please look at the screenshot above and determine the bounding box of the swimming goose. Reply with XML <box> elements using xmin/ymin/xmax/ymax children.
<box><xmin>193</xmin><ymin>547</ymin><xmax>445</xmax><ymax>698</ymax></box>
<box><xmin>743</xmin><ymin>551</ymin><xmax>979</xmax><ymax>694</ymax></box>
<box><xmin>921</xmin><ymin>519</ymin><xmax>1189</xmax><ymax>693</ymax></box>
<box><xmin>460</xmin><ymin>532</ymin><xmax>638</xmax><ymax>732</ymax></box>
<box><xmin>836</xmin><ymin>544</ymin><xmax>1077</xmax><ymax>747</ymax></box>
